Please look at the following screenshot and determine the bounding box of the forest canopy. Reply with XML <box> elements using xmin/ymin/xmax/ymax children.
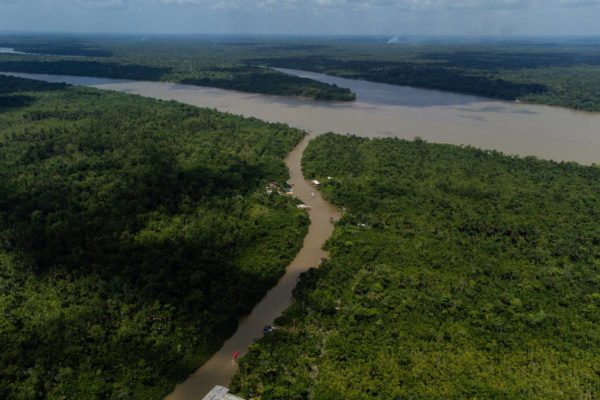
<box><xmin>232</xmin><ymin>133</ymin><xmax>600</xmax><ymax>399</ymax></box>
<box><xmin>0</xmin><ymin>75</ymin><xmax>308</xmax><ymax>399</ymax></box>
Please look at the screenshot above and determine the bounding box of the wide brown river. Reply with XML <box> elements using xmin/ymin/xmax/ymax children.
<box><xmin>2</xmin><ymin>70</ymin><xmax>599</xmax><ymax>399</ymax></box>
<box><xmin>2</xmin><ymin>69</ymin><xmax>599</xmax><ymax>165</ymax></box>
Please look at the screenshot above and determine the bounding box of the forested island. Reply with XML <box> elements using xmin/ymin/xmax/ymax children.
<box><xmin>232</xmin><ymin>133</ymin><xmax>600</xmax><ymax>399</ymax></box>
<box><xmin>0</xmin><ymin>75</ymin><xmax>308</xmax><ymax>398</ymax></box>
<box><xmin>0</xmin><ymin>36</ymin><xmax>355</xmax><ymax>102</ymax></box>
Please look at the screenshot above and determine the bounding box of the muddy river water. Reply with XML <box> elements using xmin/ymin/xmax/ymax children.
<box><xmin>2</xmin><ymin>69</ymin><xmax>599</xmax><ymax>165</ymax></box>
<box><xmin>2</xmin><ymin>70</ymin><xmax>599</xmax><ymax>398</ymax></box>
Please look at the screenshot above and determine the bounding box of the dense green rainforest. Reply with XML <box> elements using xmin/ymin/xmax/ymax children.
<box><xmin>232</xmin><ymin>134</ymin><xmax>600</xmax><ymax>399</ymax></box>
<box><xmin>0</xmin><ymin>75</ymin><xmax>308</xmax><ymax>399</ymax></box>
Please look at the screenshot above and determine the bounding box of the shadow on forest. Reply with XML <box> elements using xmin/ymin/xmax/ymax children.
<box><xmin>0</xmin><ymin>74</ymin><xmax>67</xmax><ymax>94</ymax></box>
<box><xmin>1</xmin><ymin>145</ymin><xmax>296</xmax><ymax>398</ymax></box>
<box><xmin>0</xmin><ymin>94</ymin><xmax>36</xmax><ymax>111</ymax></box>
<box><xmin>0</xmin><ymin>72</ymin><xmax>308</xmax><ymax>399</ymax></box>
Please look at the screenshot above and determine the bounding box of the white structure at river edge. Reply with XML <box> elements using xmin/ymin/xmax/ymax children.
<box><xmin>202</xmin><ymin>386</ymin><xmax>245</xmax><ymax>400</ymax></box>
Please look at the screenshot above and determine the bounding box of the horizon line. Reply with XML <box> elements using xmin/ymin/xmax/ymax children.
<box><xmin>1</xmin><ymin>31</ymin><xmax>600</xmax><ymax>39</ymax></box>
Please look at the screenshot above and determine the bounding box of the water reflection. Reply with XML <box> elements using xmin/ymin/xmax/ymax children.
<box><xmin>274</xmin><ymin>67</ymin><xmax>496</xmax><ymax>107</ymax></box>
<box><xmin>457</xmin><ymin>105</ymin><xmax>540</xmax><ymax>115</ymax></box>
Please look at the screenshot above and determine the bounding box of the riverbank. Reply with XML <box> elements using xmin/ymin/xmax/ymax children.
<box><xmin>231</xmin><ymin>133</ymin><xmax>600</xmax><ymax>399</ymax></box>
<box><xmin>0</xmin><ymin>70</ymin><xmax>340</xmax><ymax>398</ymax></box>
<box><xmin>0</xmin><ymin>74</ymin><xmax>310</xmax><ymax>400</ymax></box>
<box><xmin>167</xmin><ymin>135</ymin><xmax>339</xmax><ymax>399</ymax></box>
<box><xmin>1</xmin><ymin>71</ymin><xmax>598</xmax><ymax>165</ymax></box>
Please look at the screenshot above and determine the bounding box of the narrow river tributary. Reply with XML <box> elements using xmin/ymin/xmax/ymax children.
<box><xmin>167</xmin><ymin>135</ymin><xmax>338</xmax><ymax>399</ymax></box>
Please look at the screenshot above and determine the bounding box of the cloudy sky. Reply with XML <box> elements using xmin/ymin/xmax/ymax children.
<box><xmin>1</xmin><ymin>0</ymin><xmax>600</xmax><ymax>36</ymax></box>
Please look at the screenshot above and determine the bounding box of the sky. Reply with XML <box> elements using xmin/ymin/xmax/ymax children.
<box><xmin>1</xmin><ymin>0</ymin><xmax>600</xmax><ymax>36</ymax></box>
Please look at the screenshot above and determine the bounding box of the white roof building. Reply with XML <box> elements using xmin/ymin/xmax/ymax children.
<box><xmin>203</xmin><ymin>386</ymin><xmax>245</xmax><ymax>400</ymax></box>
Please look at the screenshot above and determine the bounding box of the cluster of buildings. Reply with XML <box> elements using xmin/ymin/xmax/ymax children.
<box><xmin>265</xmin><ymin>181</ymin><xmax>294</xmax><ymax>196</ymax></box>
